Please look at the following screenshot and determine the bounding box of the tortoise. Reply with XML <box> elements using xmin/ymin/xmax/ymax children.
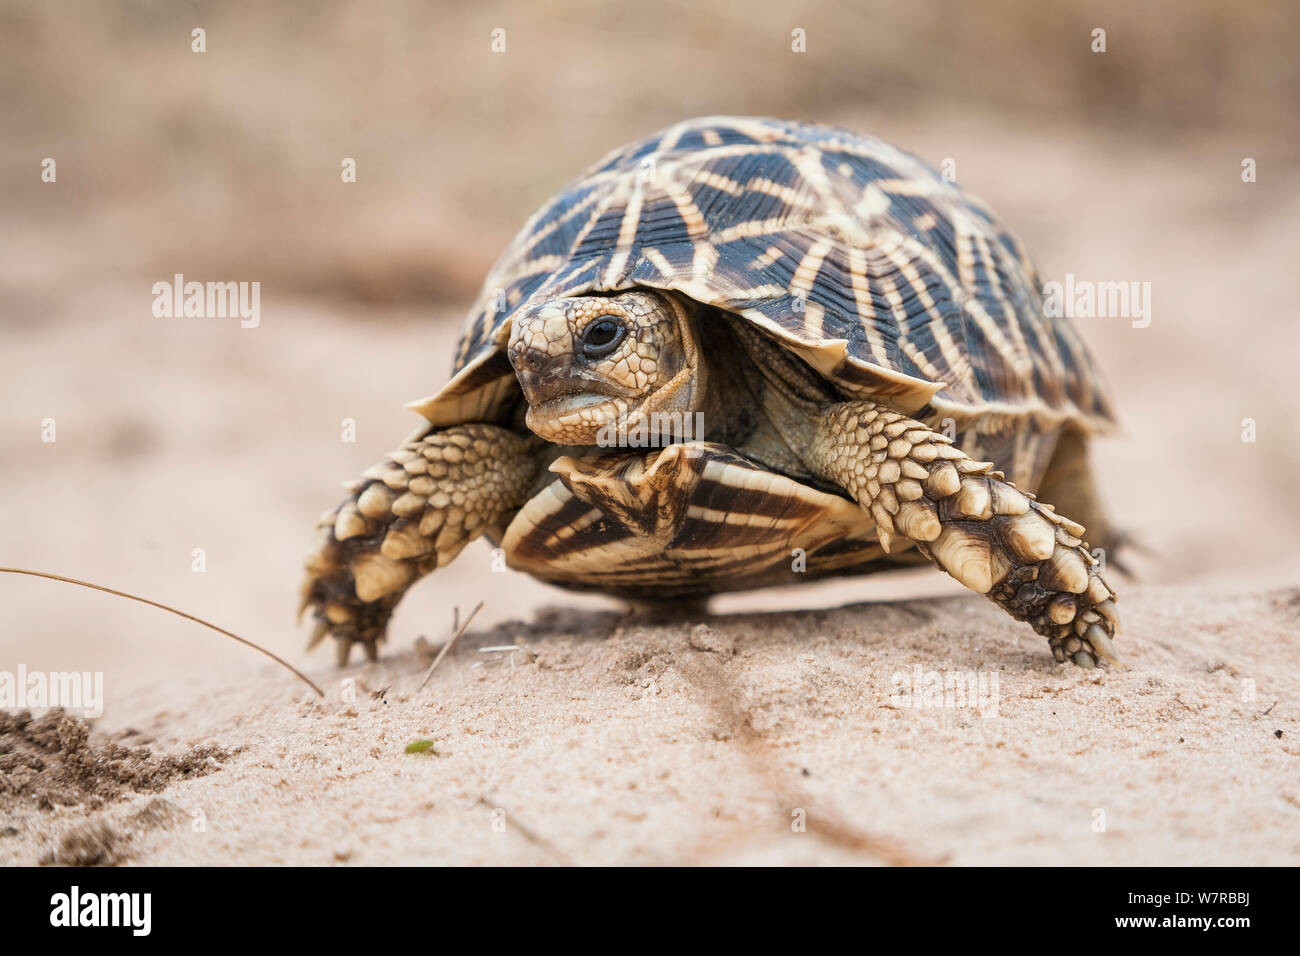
<box><xmin>301</xmin><ymin>116</ymin><xmax>1123</xmax><ymax>669</ymax></box>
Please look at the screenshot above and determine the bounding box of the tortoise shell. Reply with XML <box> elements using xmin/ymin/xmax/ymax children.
<box><xmin>420</xmin><ymin>116</ymin><xmax>1115</xmax><ymax>436</ymax></box>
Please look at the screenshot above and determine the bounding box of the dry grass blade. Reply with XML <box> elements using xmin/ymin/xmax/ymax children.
<box><xmin>0</xmin><ymin>567</ymin><xmax>324</xmax><ymax>697</ymax></box>
<box><xmin>418</xmin><ymin>601</ymin><xmax>484</xmax><ymax>691</ymax></box>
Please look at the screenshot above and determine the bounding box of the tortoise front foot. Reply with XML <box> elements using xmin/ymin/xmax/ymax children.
<box><xmin>301</xmin><ymin>424</ymin><xmax>544</xmax><ymax>666</ymax></box>
<box><xmin>809</xmin><ymin>402</ymin><xmax>1122</xmax><ymax>668</ymax></box>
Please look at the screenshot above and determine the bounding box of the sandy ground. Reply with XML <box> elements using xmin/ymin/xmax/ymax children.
<box><xmin>3</xmin><ymin>586</ymin><xmax>1297</xmax><ymax>866</ymax></box>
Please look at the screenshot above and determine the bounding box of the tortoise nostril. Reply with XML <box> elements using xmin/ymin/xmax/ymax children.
<box><xmin>511</xmin><ymin>347</ymin><xmax>548</xmax><ymax>374</ymax></box>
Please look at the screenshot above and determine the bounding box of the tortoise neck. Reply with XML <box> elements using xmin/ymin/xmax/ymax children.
<box><xmin>695</xmin><ymin>310</ymin><xmax>835</xmax><ymax>482</ymax></box>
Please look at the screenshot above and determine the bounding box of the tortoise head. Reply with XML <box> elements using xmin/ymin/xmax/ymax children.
<box><xmin>506</xmin><ymin>290</ymin><xmax>705</xmax><ymax>445</ymax></box>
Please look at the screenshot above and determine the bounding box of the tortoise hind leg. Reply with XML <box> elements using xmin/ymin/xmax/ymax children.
<box><xmin>301</xmin><ymin>424</ymin><xmax>544</xmax><ymax>665</ymax></box>
<box><xmin>806</xmin><ymin>401</ymin><xmax>1122</xmax><ymax>668</ymax></box>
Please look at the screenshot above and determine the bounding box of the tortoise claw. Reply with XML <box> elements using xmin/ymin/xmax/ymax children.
<box><xmin>1085</xmin><ymin>622</ymin><xmax>1125</xmax><ymax>669</ymax></box>
<box><xmin>308</xmin><ymin>619</ymin><xmax>329</xmax><ymax>651</ymax></box>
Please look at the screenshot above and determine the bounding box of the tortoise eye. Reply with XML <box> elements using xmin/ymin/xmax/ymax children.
<box><xmin>581</xmin><ymin>316</ymin><xmax>626</xmax><ymax>359</ymax></box>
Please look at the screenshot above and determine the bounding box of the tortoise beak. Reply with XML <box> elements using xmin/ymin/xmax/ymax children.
<box><xmin>513</xmin><ymin>356</ymin><xmax>579</xmax><ymax>404</ymax></box>
<box><xmin>512</xmin><ymin>352</ymin><xmax>629</xmax><ymax>409</ymax></box>
<box><xmin>519</xmin><ymin>373</ymin><xmax>583</xmax><ymax>409</ymax></box>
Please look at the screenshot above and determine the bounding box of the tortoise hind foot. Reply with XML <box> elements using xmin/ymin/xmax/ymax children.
<box><xmin>301</xmin><ymin>424</ymin><xmax>544</xmax><ymax>666</ymax></box>
<box><xmin>808</xmin><ymin>401</ymin><xmax>1122</xmax><ymax>668</ymax></box>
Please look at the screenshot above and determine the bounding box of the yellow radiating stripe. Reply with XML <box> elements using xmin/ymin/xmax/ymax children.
<box><xmin>852</xmin><ymin>183</ymin><xmax>892</xmax><ymax>220</ymax></box>
<box><xmin>643</xmin><ymin>247</ymin><xmax>677</xmax><ymax>280</ymax></box>
<box><xmin>880</xmin><ymin>242</ymin><xmax>972</xmax><ymax>383</ymax></box>
<box><xmin>942</xmin><ymin>219</ymin><xmax>1022</xmax><ymax>378</ymax></box>
<box><xmin>970</xmin><ymin>230</ymin><xmax>1034</xmax><ymax>388</ymax></box>
<box><xmin>708</xmin><ymin>217</ymin><xmax>790</xmax><ymax>244</ymax></box>
<box><xmin>747</xmin><ymin>244</ymin><xmax>785</xmax><ymax>271</ymax></box>
<box><xmin>876</xmin><ymin>267</ymin><xmax>947</xmax><ymax>384</ymax></box>
<box><xmin>519</xmin><ymin>190</ymin><xmax>603</xmax><ymax>258</ymax></box>
<box><xmin>662</xmin><ymin>181</ymin><xmax>709</xmax><ymax>239</ymax></box>
<box><xmin>690</xmin><ymin>237</ymin><xmax>719</xmax><ymax>281</ymax></box>
<box><xmin>847</xmin><ymin>246</ymin><xmax>889</xmax><ymax>365</ymax></box>
<box><xmin>692</xmin><ymin>170</ymin><xmax>744</xmax><ymax>196</ymax></box>
<box><xmin>603</xmin><ymin>178</ymin><xmax>646</xmax><ymax>285</ymax></box>
<box><xmin>748</xmin><ymin>176</ymin><xmax>805</xmax><ymax>206</ymax></box>
<box><xmin>874</xmin><ymin>177</ymin><xmax>946</xmax><ymax>197</ymax></box>
<box><xmin>789</xmin><ymin>239</ymin><xmax>832</xmax><ymax>299</ymax></box>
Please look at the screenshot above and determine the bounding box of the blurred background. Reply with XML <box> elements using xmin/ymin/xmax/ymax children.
<box><xmin>3</xmin><ymin>0</ymin><xmax>1298</xmax><ymax>707</ymax></box>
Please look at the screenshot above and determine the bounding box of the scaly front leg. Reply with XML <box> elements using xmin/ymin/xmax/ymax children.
<box><xmin>301</xmin><ymin>424</ymin><xmax>544</xmax><ymax>665</ymax></box>
<box><xmin>806</xmin><ymin>402</ymin><xmax>1121</xmax><ymax>668</ymax></box>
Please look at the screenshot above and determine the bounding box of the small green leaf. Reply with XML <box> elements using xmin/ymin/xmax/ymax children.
<box><xmin>405</xmin><ymin>739</ymin><xmax>437</xmax><ymax>754</ymax></box>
